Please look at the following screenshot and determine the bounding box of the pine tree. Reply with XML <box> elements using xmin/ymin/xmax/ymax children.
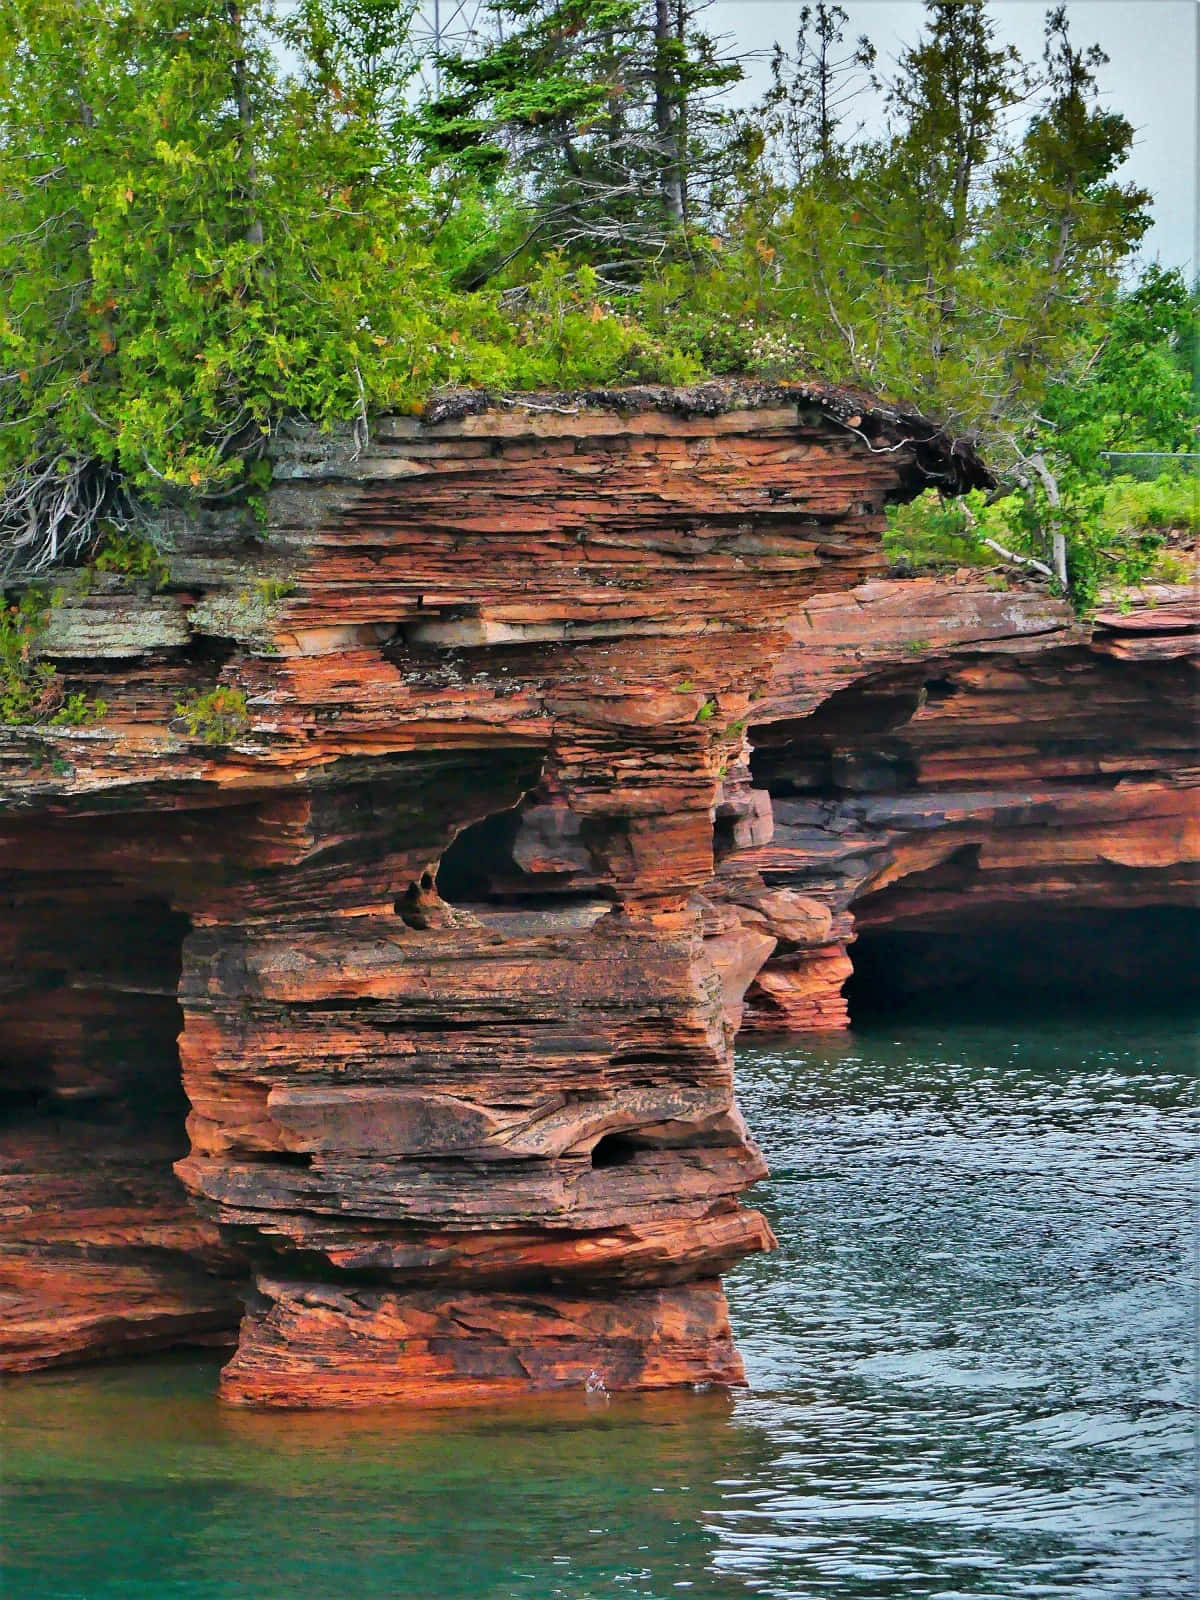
<box><xmin>758</xmin><ymin>3</ymin><xmax>876</xmax><ymax>184</ymax></box>
<box><xmin>422</xmin><ymin>0</ymin><xmax>742</xmax><ymax>281</ymax></box>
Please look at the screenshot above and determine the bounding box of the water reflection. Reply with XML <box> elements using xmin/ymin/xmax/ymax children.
<box><xmin>1</xmin><ymin>1014</ymin><xmax>1194</xmax><ymax>1599</ymax></box>
<box><xmin>3</xmin><ymin>1364</ymin><xmax>776</xmax><ymax>1599</ymax></box>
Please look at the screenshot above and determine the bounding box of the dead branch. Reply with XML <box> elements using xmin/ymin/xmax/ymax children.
<box><xmin>980</xmin><ymin>536</ymin><xmax>1055</xmax><ymax>580</ymax></box>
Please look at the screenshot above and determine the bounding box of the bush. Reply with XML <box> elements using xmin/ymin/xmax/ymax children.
<box><xmin>0</xmin><ymin>589</ymin><xmax>106</xmax><ymax>726</ymax></box>
<box><xmin>0</xmin><ymin>592</ymin><xmax>58</xmax><ymax>724</ymax></box>
<box><xmin>1100</xmin><ymin>472</ymin><xmax>1198</xmax><ymax>537</ymax></box>
<box><xmin>93</xmin><ymin>528</ymin><xmax>171</xmax><ymax>588</ymax></box>
<box><xmin>174</xmin><ymin>686</ymin><xmax>250</xmax><ymax>745</ymax></box>
<box><xmin>883</xmin><ymin>492</ymin><xmax>995</xmax><ymax>573</ymax></box>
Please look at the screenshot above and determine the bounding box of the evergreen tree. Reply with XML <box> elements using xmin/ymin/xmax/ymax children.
<box><xmin>0</xmin><ymin>0</ymin><xmax>444</xmax><ymax>572</ymax></box>
<box><xmin>701</xmin><ymin>0</ymin><xmax>1152</xmax><ymax>591</ymax></box>
<box><xmin>879</xmin><ymin>0</ymin><xmax>1025</xmax><ymax>287</ymax></box>
<box><xmin>757</xmin><ymin>3</ymin><xmax>876</xmax><ymax>183</ymax></box>
<box><xmin>0</xmin><ymin>0</ymin><xmax>1174</xmax><ymax>603</ymax></box>
<box><xmin>423</xmin><ymin>0</ymin><xmax>742</xmax><ymax>281</ymax></box>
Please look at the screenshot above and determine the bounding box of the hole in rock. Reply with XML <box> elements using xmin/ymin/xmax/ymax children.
<box><xmin>0</xmin><ymin>894</ymin><xmax>192</xmax><ymax>1125</ymax></box>
<box><xmin>921</xmin><ymin>675</ymin><xmax>959</xmax><ymax>704</ymax></box>
<box><xmin>0</xmin><ymin>879</ymin><xmax>244</xmax><ymax>1372</ymax></box>
<box><xmin>590</xmin><ymin>1133</ymin><xmax>642</xmax><ymax>1169</ymax></box>
<box><xmin>713</xmin><ymin>811</ymin><xmax>739</xmax><ymax>865</ymax></box>
<box><xmin>430</xmin><ymin>792</ymin><xmax>611</xmax><ymax>936</ymax></box>
<box><xmin>845</xmin><ymin>906</ymin><xmax>1200</xmax><ymax>1021</ymax></box>
<box><xmin>749</xmin><ymin>672</ymin><xmax>933</xmax><ymax>797</ymax></box>
<box><xmin>437</xmin><ymin>808</ymin><xmax>523</xmax><ymax>903</ymax></box>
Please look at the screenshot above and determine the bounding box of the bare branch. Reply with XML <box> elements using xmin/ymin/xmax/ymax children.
<box><xmin>980</xmin><ymin>536</ymin><xmax>1054</xmax><ymax>579</ymax></box>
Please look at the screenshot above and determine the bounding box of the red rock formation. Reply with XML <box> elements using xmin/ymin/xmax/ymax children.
<box><xmin>0</xmin><ymin>384</ymin><xmax>1192</xmax><ymax>1404</ymax></box>
<box><xmin>0</xmin><ymin>890</ymin><xmax>243</xmax><ymax>1368</ymax></box>
<box><xmin>734</xmin><ymin>581</ymin><xmax>1198</xmax><ymax>1025</ymax></box>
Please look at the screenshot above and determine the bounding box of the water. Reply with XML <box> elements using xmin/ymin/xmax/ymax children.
<box><xmin>2</xmin><ymin>1016</ymin><xmax>1196</xmax><ymax>1599</ymax></box>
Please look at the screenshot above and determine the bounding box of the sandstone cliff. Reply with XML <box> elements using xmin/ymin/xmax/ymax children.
<box><xmin>0</xmin><ymin>386</ymin><xmax>1193</xmax><ymax>1403</ymax></box>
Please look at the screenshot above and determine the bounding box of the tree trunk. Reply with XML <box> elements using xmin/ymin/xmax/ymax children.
<box><xmin>1030</xmin><ymin>452</ymin><xmax>1069</xmax><ymax>590</ymax></box>
<box><xmin>228</xmin><ymin>2</ymin><xmax>263</xmax><ymax>247</ymax></box>
<box><xmin>654</xmin><ymin>0</ymin><xmax>684</xmax><ymax>227</ymax></box>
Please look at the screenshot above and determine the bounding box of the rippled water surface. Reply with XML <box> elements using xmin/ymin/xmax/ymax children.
<box><xmin>2</xmin><ymin>1015</ymin><xmax>1196</xmax><ymax>1599</ymax></box>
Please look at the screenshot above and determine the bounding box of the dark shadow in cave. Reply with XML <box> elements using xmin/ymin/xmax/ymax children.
<box><xmin>436</xmin><ymin>807</ymin><xmax>524</xmax><ymax>904</ymax></box>
<box><xmin>590</xmin><ymin>1132</ymin><xmax>642</xmax><ymax>1169</ymax></box>
<box><xmin>0</xmin><ymin>880</ymin><xmax>245</xmax><ymax>1370</ymax></box>
<box><xmin>845</xmin><ymin>906</ymin><xmax>1200</xmax><ymax>1022</ymax></box>
<box><xmin>748</xmin><ymin>669</ymin><xmax>935</xmax><ymax>798</ymax></box>
<box><xmin>430</xmin><ymin>792</ymin><xmax>612</xmax><ymax>936</ymax></box>
<box><xmin>0</xmin><ymin>892</ymin><xmax>192</xmax><ymax>1129</ymax></box>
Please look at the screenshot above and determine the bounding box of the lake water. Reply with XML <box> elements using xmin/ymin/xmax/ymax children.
<box><xmin>2</xmin><ymin>1016</ymin><xmax>1195</xmax><ymax>1599</ymax></box>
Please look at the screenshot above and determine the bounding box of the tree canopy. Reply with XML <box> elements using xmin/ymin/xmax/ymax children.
<box><xmin>0</xmin><ymin>0</ymin><xmax>1193</xmax><ymax>599</ymax></box>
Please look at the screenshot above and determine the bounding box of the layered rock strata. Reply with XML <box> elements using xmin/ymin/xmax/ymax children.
<box><xmin>0</xmin><ymin>384</ymin><xmax>1192</xmax><ymax>1403</ymax></box>
<box><xmin>0</xmin><ymin>891</ymin><xmax>243</xmax><ymax>1368</ymax></box>
<box><xmin>729</xmin><ymin>582</ymin><xmax>1198</xmax><ymax>1027</ymax></box>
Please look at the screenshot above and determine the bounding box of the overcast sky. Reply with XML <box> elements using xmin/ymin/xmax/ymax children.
<box><xmin>706</xmin><ymin>0</ymin><xmax>1197</xmax><ymax>275</ymax></box>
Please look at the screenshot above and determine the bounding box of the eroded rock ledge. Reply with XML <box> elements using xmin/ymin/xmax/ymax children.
<box><xmin>0</xmin><ymin>387</ymin><xmax>1193</xmax><ymax>1404</ymax></box>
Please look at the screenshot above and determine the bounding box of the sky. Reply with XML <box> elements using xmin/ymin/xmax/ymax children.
<box><xmin>706</xmin><ymin>0</ymin><xmax>1197</xmax><ymax>275</ymax></box>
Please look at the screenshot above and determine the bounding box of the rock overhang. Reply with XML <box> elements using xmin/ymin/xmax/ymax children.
<box><xmin>0</xmin><ymin>387</ymin><xmax>1192</xmax><ymax>1404</ymax></box>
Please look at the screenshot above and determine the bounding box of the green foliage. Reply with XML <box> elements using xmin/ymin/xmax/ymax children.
<box><xmin>0</xmin><ymin>592</ymin><xmax>58</xmax><ymax>724</ymax></box>
<box><xmin>1040</xmin><ymin>267</ymin><xmax>1197</xmax><ymax>469</ymax></box>
<box><xmin>883</xmin><ymin>493</ymin><xmax>994</xmax><ymax>573</ymax></box>
<box><xmin>93</xmin><ymin>528</ymin><xmax>172</xmax><ymax>588</ymax></box>
<box><xmin>688</xmin><ymin>2</ymin><xmax>1150</xmax><ymax>453</ymax></box>
<box><xmin>26</xmin><ymin>748</ymin><xmax>76</xmax><ymax>777</ymax></box>
<box><xmin>480</xmin><ymin>258</ymin><xmax>698</xmax><ymax>387</ymax></box>
<box><xmin>0</xmin><ymin>0</ymin><xmax>516</xmax><ymax>565</ymax></box>
<box><xmin>694</xmin><ymin>698</ymin><xmax>716</xmax><ymax>722</ymax></box>
<box><xmin>0</xmin><ymin>0</ymin><xmax>1187</xmax><ymax>614</ymax></box>
<box><xmin>1102</xmin><ymin>473</ymin><xmax>1199</xmax><ymax>536</ymax></box>
<box><xmin>1056</xmin><ymin>472</ymin><xmax>1196</xmax><ymax>611</ymax></box>
<box><xmin>886</xmin><ymin>466</ymin><xmax>1197</xmax><ymax>610</ymax></box>
<box><xmin>255</xmin><ymin>578</ymin><xmax>297</xmax><ymax>604</ymax></box>
<box><xmin>174</xmin><ymin>685</ymin><xmax>251</xmax><ymax>745</ymax></box>
<box><xmin>423</xmin><ymin>0</ymin><xmax>744</xmax><ymax>277</ymax></box>
<box><xmin>756</xmin><ymin>4</ymin><xmax>876</xmax><ymax>182</ymax></box>
<box><xmin>642</xmin><ymin>1</ymin><xmax>1178</xmax><ymax>605</ymax></box>
<box><xmin>0</xmin><ymin>0</ymin><xmax>709</xmax><ymax>573</ymax></box>
<box><xmin>0</xmin><ymin>589</ymin><xmax>106</xmax><ymax>725</ymax></box>
<box><xmin>50</xmin><ymin>692</ymin><xmax>109</xmax><ymax>728</ymax></box>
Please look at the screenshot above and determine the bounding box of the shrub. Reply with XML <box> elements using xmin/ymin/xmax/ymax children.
<box><xmin>255</xmin><ymin>578</ymin><xmax>296</xmax><ymax>605</ymax></box>
<box><xmin>49</xmin><ymin>690</ymin><xmax>107</xmax><ymax>727</ymax></box>
<box><xmin>0</xmin><ymin>589</ymin><xmax>106</xmax><ymax>725</ymax></box>
<box><xmin>93</xmin><ymin>528</ymin><xmax>171</xmax><ymax>588</ymax></box>
<box><xmin>0</xmin><ymin>591</ymin><xmax>58</xmax><ymax>723</ymax></box>
<box><xmin>883</xmin><ymin>492</ymin><xmax>994</xmax><ymax>573</ymax></box>
<box><xmin>174</xmin><ymin>685</ymin><xmax>250</xmax><ymax>745</ymax></box>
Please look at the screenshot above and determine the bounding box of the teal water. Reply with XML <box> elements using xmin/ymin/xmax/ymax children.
<box><xmin>2</xmin><ymin>1016</ymin><xmax>1196</xmax><ymax>1599</ymax></box>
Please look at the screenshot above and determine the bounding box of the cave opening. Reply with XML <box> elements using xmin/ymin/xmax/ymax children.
<box><xmin>590</xmin><ymin>1132</ymin><xmax>642</xmax><ymax>1169</ymax></box>
<box><xmin>427</xmin><ymin>789</ymin><xmax>612</xmax><ymax>937</ymax></box>
<box><xmin>845</xmin><ymin>906</ymin><xmax>1200</xmax><ymax>1022</ymax></box>
<box><xmin>0</xmin><ymin>890</ymin><xmax>191</xmax><ymax>1127</ymax></box>
<box><xmin>0</xmin><ymin>879</ymin><xmax>243</xmax><ymax>1372</ymax></box>
<box><xmin>436</xmin><ymin>807</ymin><xmax>524</xmax><ymax>904</ymax></box>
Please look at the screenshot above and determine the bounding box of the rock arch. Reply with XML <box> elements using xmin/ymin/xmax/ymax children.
<box><xmin>2</xmin><ymin>388</ymin><xmax>1192</xmax><ymax>1403</ymax></box>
